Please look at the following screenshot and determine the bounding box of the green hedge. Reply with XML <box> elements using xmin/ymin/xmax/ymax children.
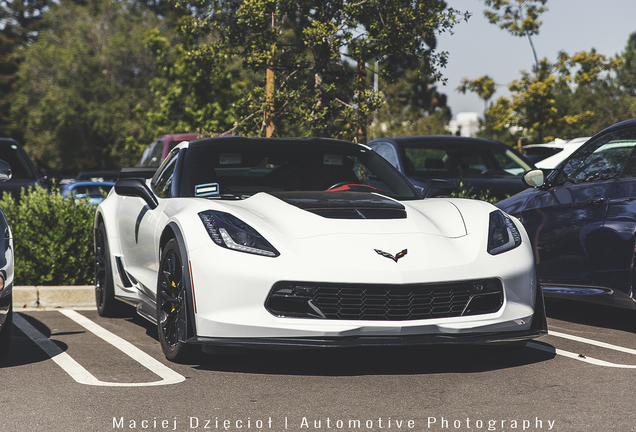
<box><xmin>0</xmin><ymin>187</ymin><xmax>95</xmax><ymax>286</ymax></box>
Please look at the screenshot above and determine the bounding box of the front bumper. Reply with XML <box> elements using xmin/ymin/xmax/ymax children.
<box><xmin>181</xmin><ymin>197</ymin><xmax>546</xmax><ymax>345</ymax></box>
<box><xmin>187</xmin><ymin>230</ymin><xmax>546</xmax><ymax>345</ymax></box>
<box><xmin>192</xmin><ymin>284</ymin><xmax>547</xmax><ymax>350</ymax></box>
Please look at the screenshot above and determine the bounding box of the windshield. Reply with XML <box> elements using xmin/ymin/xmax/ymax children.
<box><xmin>403</xmin><ymin>142</ymin><xmax>532</xmax><ymax>178</ymax></box>
<box><xmin>179</xmin><ymin>140</ymin><xmax>420</xmax><ymax>200</ymax></box>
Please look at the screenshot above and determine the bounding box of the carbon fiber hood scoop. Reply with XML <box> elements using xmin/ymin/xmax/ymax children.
<box><xmin>268</xmin><ymin>191</ymin><xmax>407</xmax><ymax>219</ymax></box>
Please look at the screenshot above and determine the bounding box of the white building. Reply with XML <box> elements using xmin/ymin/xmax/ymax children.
<box><xmin>447</xmin><ymin>112</ymin><xmax>480</xmax><ymax>137</ymax></box>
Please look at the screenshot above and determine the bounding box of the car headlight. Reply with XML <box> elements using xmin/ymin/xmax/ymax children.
<box><xmin>198</xmin><ymin>210</ymin><xmax>280</xmax><ymax>257</ymax></box>
<box><xmin>487</xmin><ymin>210</ymin><xmax>522</xmax><ymax>255</ymax></box>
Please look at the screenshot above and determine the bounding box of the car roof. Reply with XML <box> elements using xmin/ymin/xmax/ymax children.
<box><xmin>598</xmin><ymin>118</ymin><xmax>636</xmax><ymax>134</ymax></box>
<box><xmin>160</xmin><ymin>133</ymin><xmax>205</xmax><ymax>142</ymax></box>
<box><xmin>187</xmin><ymin>136</ymin><xmax>365</xmax><ymax>149</ymax></box>
<box><xmin>369</xmin><ymin>135</ymin><xmax>508</xmax><ymax>148</ymax></box>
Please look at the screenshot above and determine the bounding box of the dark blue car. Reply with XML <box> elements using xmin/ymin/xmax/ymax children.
<box><xmin>497</xmin><ymin>118</ymin><xmax>636</xmax><ymax>309</ymax></box>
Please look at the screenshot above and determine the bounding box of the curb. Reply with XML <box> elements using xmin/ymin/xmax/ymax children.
<box><xmin>13</xmin><ymin>285</ymin><xmax>95</xmax><ymax>309</ymax></box>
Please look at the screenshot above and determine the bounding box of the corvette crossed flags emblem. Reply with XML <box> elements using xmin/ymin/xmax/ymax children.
<box><xmin>374</xmin><ymin>248</ymin><xmax>408</xmax><ymax>263</ymax></box>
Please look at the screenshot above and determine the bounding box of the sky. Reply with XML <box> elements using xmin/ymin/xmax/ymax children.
<box><xmin>435</xmin><ymin>0</ymin><xmax>636</xmax><ymax>119</ymax></box>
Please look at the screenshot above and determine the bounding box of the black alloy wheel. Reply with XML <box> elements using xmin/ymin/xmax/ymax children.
<box><xmin>157</xmin><ymin>238</ymin><xmax>194</xmax><ymax>362</ymax></box>
<box><xmin>95</xmin><ymin>222</ymin><xmax>118</xmax><ymax>317</ymax></box>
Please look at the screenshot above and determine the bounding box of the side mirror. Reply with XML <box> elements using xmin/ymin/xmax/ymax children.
<box><xmin>522</xmin><ymin>169</ymin><xmax>545</xmax><ymax>188</ymax></box>
<box><xmin>420</xmin><ymin>179</ymin><xmax>455</xmax><ymax>198</ymax></box>
<box><xmin>114</xmin><ymin>178</ymin><xmax>158</xmax><ymax>210</ymax></box>
<box><xmin>0</xmin><ymin>160</ymin><xmax>12</xmax><ymax>182</ymax></box>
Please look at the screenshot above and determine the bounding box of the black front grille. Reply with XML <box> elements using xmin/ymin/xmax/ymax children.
<box><xmin>266</xmin><ymin>279</ymin><xmax>503</xmax><ymax>321</ymax></box>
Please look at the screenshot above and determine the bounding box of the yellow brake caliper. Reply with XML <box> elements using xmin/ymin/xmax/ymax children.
<box><xmin>171</xmin><ymin>280</ymin><xmax>177</xmax><ymax>313</ymax></box>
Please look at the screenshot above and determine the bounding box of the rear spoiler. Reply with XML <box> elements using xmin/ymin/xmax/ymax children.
<box><xmin>118</xmin><ymin>167</ymin><xmax>158</xmax><ymax>180</ymax></box>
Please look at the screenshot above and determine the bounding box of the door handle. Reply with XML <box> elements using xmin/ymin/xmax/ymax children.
<box><xmin>586</xmin><ymin>196</ymin><xmax>606</xmax><ymax>208</ymax></box>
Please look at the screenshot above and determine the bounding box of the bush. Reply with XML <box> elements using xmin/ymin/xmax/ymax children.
<box><xmin>0</xmin><ymin>187</ymin><xmax>95</xmax><ymax>285</ymax></box>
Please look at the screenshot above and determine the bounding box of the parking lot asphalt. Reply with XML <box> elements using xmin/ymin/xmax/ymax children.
<box><xmin>5</xmin><ymin>301</ymin><xmax>636</xmax><ymax>432</ymax></box>
<box><xmin>12</xmin><ymin>285</ymin><xmax>95</xmax><ymax>309</ymax></box>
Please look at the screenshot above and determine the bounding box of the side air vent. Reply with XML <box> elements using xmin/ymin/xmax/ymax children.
<box><xmin>115</xmin><ymin>256</ymin><xmax>133</xmax><ymax>288</ymax></box>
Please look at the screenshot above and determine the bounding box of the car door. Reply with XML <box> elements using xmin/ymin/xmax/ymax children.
<box><xmin>519</xmin><ymin>129</ymin><xmax>636</xmax><ymax>285</ymax></box>
<box><xmin>592</xmin><ymin>126</ymin><xmax>636</xmax><ymax>296</ymax></box>
<box><xmin>118</xmin><ymin>150</ymin><xmax>178</xmax><ymax>294</ymax></box>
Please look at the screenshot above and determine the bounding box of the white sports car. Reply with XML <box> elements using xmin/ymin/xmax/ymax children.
<box><xmin>95</xmin><ymin>137</ymin><xmax>546</xmax><ymax>361</ymax></box>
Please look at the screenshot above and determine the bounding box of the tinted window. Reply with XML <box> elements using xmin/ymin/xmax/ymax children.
<box><xmin>153</xmin><ymin>149</ymin><xmax>179</xmax><ymax>198</ymax></box>
<box><xmin>179</xmin><ymin>140</ymin><xmax>419</xmax><ymax>200</ymax></box>
<box><xmin>139</xmin><ymin>141</ymin><xmax>156</xmax><ymax>167</ymax></box>
<box><xmin>555</xmin><ymin>128</ymin><xmax>636</xmax><ymax>185</ymax></box>
<box><xmin>140</xmin><ymin>140</ymin><xmax>166</xmax><ymax>167</ymax></box>
<box><xmin>148</xmin><ymin>140</ymin><xmax>166</xmax><ymax>167</ymax></box>
<box><xmin>372</xmin><ymin>143</ymin><xmax>399</xmax><ymax>168</ymax></box>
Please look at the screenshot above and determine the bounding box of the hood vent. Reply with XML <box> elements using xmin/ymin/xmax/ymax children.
<box><xmin>269</xmin><ymin>191</ymin><xmax>407</xmax><ymax>220</ymax></box>
<box><xmin>308</xmin><ymin>207</ymin><xmax>406</xmax><ymax>219</ymax></box>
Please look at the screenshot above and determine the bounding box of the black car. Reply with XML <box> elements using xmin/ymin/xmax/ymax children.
<box><xmin>497</xmin><ymin>118</ymin><xmax>636</xmax><ymax>309</ymax></box>
<box><xmin>0</xmin><ymin>138</ymin><xmax>46</xmax><ymax>199</ymax></box>
<box><xmin>368</xmin><ymin>136</ymin><xmax>535</xmax><ymax>201</ymax></box>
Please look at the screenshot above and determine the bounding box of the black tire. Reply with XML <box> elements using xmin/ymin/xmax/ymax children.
<box><xmin>156</xmin><ymin>239</ymin><xmax>195</xmax><ymax>362</ymax></box>
<box><xmin>0</xmin><ymin>302</ymin><xmax>12</xmax><ymax>359</ymax></box>
<box><xmin>95</xmin><ymin>222</ymin><xmax>119</xmax><ymax>317</ymax></box>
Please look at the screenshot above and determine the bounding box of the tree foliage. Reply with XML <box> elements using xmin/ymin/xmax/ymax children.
<box><xmin>472</xmin><ymin>1</ymin><xmax>635</xmax><ymax>146</ymax></box>
<box><xmin>457</xmin><ymin>75</ymin><xmax>497</xmax><ymax>113</ymax></box>
<box><xmin>616</xmin><ymin>32</ymin><xmax>636</xmax><ymax>97</ymax></box>
<box><xmin>142</xmin><ymin>29</ymin><xmax>254</xmax><ymax>138</ymax></box>
<box><xmin>483</xmin><ymin>0</ymin><xmax>547</xmax><ymax>68</ymax></box>
<box><xmin>0</xmin><ymin>0</ymin><xmax>51</xmax><ymax>140</ymax></box>
<box><xmin>10</xmin><ymin>0</ymin><xmax>159</xmax><ymax>173</ymax></box>
<box><xmin>148</xmin><ymin>0</ymin><xmax>469</xmax><ymax>140</ymax></box>
<box><xmin>369</xmin><ymin>59</ymin><xmax>452</xmax><ymax>139</ymax></box>
<box><xmin>483</xmin><ymin>52</ymin><xmax>623</xmax><ymax>144</ymax></box>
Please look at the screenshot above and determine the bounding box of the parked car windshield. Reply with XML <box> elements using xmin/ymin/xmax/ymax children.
<box><xmin>66</xmin><ymin>184</ymin><xmax>113</xmax><ymax>197</ymax></box>
<box><xmin>179</xmin><ymin>140</ymin><xmax>420</xmax><ymax>200</ymax></box>
<box><xmin>403</xmin><ymin>142</ymin><xmax>532</xmax><ymax>178</ymax></box>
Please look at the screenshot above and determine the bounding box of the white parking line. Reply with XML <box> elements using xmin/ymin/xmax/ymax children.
<box><xmin>14</xmin><ymin>311</ymin><xmax>185</xmax><ymax>386</ymax></box>
<box><xmin>549</xmin><ymin>330</ymin><xmax>636</xmax><ymax>356</ymax></box>
<box><xmin>527</xmin><ymin>330</ymin><xmax>636</xmax><ymax>369</ymax></box>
